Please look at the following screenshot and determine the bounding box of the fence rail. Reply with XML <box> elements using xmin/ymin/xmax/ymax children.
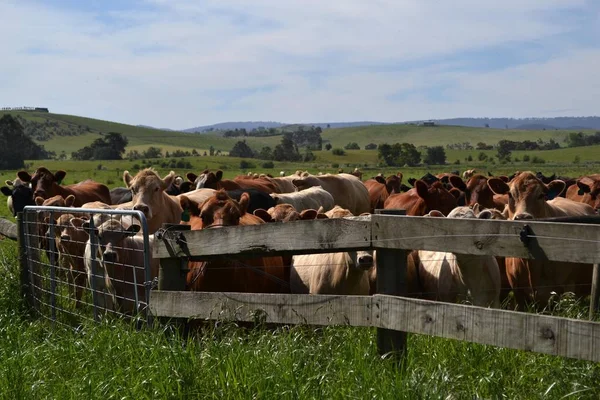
<box><xmin>150</xmin><ymin>213</ymin><xmax>600</xmax><ymax>363</ymax></box>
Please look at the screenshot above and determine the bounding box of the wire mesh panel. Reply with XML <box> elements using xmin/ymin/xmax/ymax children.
<box><xmin>21</xmin><ymin>206</ymin><xmax>153</xmax><ymax>327</ymax></box>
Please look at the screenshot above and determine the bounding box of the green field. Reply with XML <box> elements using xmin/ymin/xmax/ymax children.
<box><xmin>0</xmin><ymin>239</ymin><xmax>598</xmax><ymax>398</ymax></box>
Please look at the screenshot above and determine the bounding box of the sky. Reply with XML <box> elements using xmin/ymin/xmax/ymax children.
<box><xmin>2</xmin><ymin>0</ymin><xmax>599</xmax><ymax>129</ymax></box>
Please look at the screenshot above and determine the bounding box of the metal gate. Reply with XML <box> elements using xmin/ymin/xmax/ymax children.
<box><xmin>20</xmin><ymin>206</ymin><xmax>153</xmax><ymax>327</ymax></box>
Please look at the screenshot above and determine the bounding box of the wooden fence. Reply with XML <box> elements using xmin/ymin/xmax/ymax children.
<box><xmin>13</xmin><ymin>212</ymin><xmax>582</xmax><ymax>363</ymax></box>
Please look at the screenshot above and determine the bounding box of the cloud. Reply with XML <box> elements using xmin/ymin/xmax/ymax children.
<box><xmin>0</xmin><ymin>0</ymin><xmax>598</xmax><ymax>128</ymax></box>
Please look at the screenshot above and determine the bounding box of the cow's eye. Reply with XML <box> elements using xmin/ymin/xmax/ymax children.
<box><xmin>154</xmin><ymin>187</ymin><xmax>159</xmax><ymax>192</ymax></box>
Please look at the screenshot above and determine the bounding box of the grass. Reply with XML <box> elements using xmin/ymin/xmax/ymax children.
<box><xmin>0</xmin><ymin>240</ymin><xmax>599</xmax><ymax>399</ymax></box>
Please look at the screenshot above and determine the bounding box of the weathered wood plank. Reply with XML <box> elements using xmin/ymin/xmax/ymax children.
<box><xmin>150</xmin><ymin>291</ymin><xmax>600</xmax><ymax>362</ymax></box>
<box><xmin>150</xmin><ymin>291</ymin><xmax>374</xmax><ymax>327</ymax></box>
<box><xmin>372</xmin><ymin>215</ymin><xmax>600</xmax><ymax>264</ymax></box>
<box><xmin>0</xmin><ymin>217</ymin><xmax>18</xmax><ymax>241</ymax></box>
<box><xmin>376</xmin><ymin>295</ymin><xmax>600</xmax><ymax>363</ymax></box>
<box><xmin>154</xmin><ymin>216</ymin><xmax>372</xmax><ymax>259</ymax></box>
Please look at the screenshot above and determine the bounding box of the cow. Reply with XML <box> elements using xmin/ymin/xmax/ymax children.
<box><xmin>187</xmin><ymin>170</ymin><xmax>279</xmax><ymax>193</ymax></box>
<box><xmin>384</xmin><ymin>180</ymin><xmax>457</xmax><ymax>216</ymax></box>
<box><xmin>566</xmin><ymin>174</ymin><xmax>600</xmax><ymax>211</ymax></box>
<box><xmin>291</xmin><ymin>173</ymin><xmax>370</xmax><ymax>216</ymax></box>
<box><xmin>364</xmin><ymin>173</ymin><xmax>403</xmax><ymax>212</ymax></box>
<box><xmin>409</xmin><ymin>207</ymin><xmax>501</xmax><ymax>307</ymax></box>
<box><xmin>462</xmin><ymin>169</ymin><xmax>477</xmax><ymax>180</ymax></box>
<box><xmin>49</xmin><ymin>214</ymin><xmax>89</xmax><ymax>307</ymax></box>
<box><xmin>17</xmin><ymin>167</ymin><xmax>112</xmax><ymax>206</ymax></box>
<box><xmin>487</xmin><ymin>171</ymin><xmax>597</xmax><ymax>308</ymax></box>
<box><xmin>226</xmin><ymin>188</ymin><xmax>277</xmax><ymax>214</ymax></box>
<box><xmin>1</xmin><ymin>178</ymin><xmax>34</xmax><ymax>217</ymax></box>
<box><xmin>269</xmin><ymin>186</ymin><xmax>334</xmax><ymax>212</ymax></box>
<box><xmin>290</xmin><ymin>207</ymin><xmax>373</xmax><ymax>295</ymax></box>
<box><xmin>536</xmin><ymin>172</ymin><xmax>575</xmax><ymax>197</ymax></box>
<box><xmin>80</xmin><ymin>217</ymin><xmax>158</xmax><ymax>315</ymax></box>
<box><xmin>449</xmin><ymin>174</ymin><xmax>508</xmax><ymax>212</ymax></box>
<box><xmin>123</xmin><ymin>169</ymin><xmax>183</xmax><ymax>234</ymax></box>
<box><xmin>181</xmin><ymin>191</ymin><xmax>288</xmax><ymax>293</ymax></box>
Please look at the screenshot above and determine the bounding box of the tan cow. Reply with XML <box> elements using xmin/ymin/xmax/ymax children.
<box><xmin>81</xmin><ymin>217</ymin><xmax>158</xmax><ymax>315</ymax></box>
<box><xmin>269</xmin><ymin>186</ymin><xmax>334</xmax><ymax>212</ymax></box>
<box><xmin>410</xmin><ymin>207</ymin><xmax>501</xmax><ymax>307</ymax></box>
<box><xmin>566</xmin><ymin>174</ymin><xmax>600</xmax><ymax>211</ymax></box>
<box><xmin>290</xmin><ymin>207</ymin><xmax>373</xmax><ymax>295</ymax></box>
<box><xmin>487</xmin><ymin>171</ymin><xmax>596</xmax><ymax>308</ymax></box>
<box><xmin>254</xmin><ymin>204</ymin><xmax>324</xmax><ymax>223</ymax></box>
<box><xmin>123</xmin><ymin>169</ymin><xmax>183</xmax><ymax>234</ymax></box>
<box><xmin>291</xmin><ymin>173</ymin><xmax>370</xmax><ymax>215</ymax></box>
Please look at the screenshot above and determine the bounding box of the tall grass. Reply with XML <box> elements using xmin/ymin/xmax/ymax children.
<box><xmin>0</xmin><ymin>239</ymin><xmax>600</xmax><ymax>399</ymax></box>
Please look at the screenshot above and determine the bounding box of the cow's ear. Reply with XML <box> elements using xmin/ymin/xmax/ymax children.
<box><xmin>35</xmin><ymin>196</ymin><xmax>45</xmax><ymax>206</ymax></box>
<box><xmin>238</xmin><ymin>192</ymin><xmax>250</xmax><ymax>214</ymax></box>
<box><xmin>499</xmin><ymin>176</ymin><xmax>509</xmax><ymax>183</ymax></box>
<box><xmin>55</xmin><ymin>170</ymin><xmax>67</xmax><ymax>184</ymax></box>
<box><xmin>179</xmin><ymin>195</ymin><xmax>200</xmax><ymax>216</ymax></box>
<box><xmin>126</xmin><ymin>224</ymin><xmax>141</xmax><ymax>236</ymax></box>
<box><xmin>487</xmin><ymin>178</ymin><xmax>509</xmax><ymax>195</ymax></box>
<box><xmin>123</xmin><ymin>170</ymin><xmax>133</xmax><ymax>187</ymax></box>
<box><xmin>186</xmin><ymin>173</ymin><xmax>198</xmax><ymax>183</ymax></box>
<box><xmin>215</xmin><ymin>170</ymin><xmax>223</xmax><ymax>181</ymax></box>
<box><xmin>545</xmin><ymin>180</ymin><xmax>566</xmax><ymax>200</ymax></box>
<box><xmin>449</xmin><ymin>188</ymin><xmax>462</xmax><ymax>199</ymax></box>
<box><xmin>179</xmin><ymin>181</ymin><xmax>193</xmax><ymax>193</ymax></box>
<box><xmin>407</xmin><ymin>177</ymin><xmax>416</xmax><ymax>187</ymax></box>
<box><xmin>70</xmin><ymin>217</ymin><xmax>85</xmax><ymax>229</ymax></box>
<box><xmin>253</xmin><ymin>209</ymin><xmax>272</xmax><ymax>223</ymax></box>
<box><xmin>5</xmin><ymin>180</ymin><xmax>14</xmax><ymax>186</ymax></box>
<box><xmin>161</xmin><ymin>171</ymin><xmax>176</xmax><ymax>190</ymax></box>
<box><xmin>415</xmin><ymin>180</ymin><xmax>429</xmax><ymax>199</ymax></box>
<box><xmin>299</xmin><ymin>209</ymin><xmax>318</xmax><ymax>220</ymax></box>
<box><xmin>471</xmin><ymin>202</ymin><xmax>482</xmax><ymax>215</ymax></box>
<box><xmin>449</xmin><ymin>175</ymin><xmax>466</xmax><ymax>191</ymax></box>
<box><xmin>65</xmin><ymin>195</ymin><xmax>76</xmax><ymax>207</ymax></box>
<box><xmin>17</xmin><ymin>171</ymin><xmax>32</xmax><ymax>182</ymax></box>
<box><xmin>0</xmin><ymin>187</ymin><xmax>12</xmax><ymax>196</ymax></box>
<box><xmin>577</xmin><ymin>180</ymin><xmax>591</xmax><ymax>196</ymax></box>
<box><xmin>374</xmin><ymin>176</ymin><xmax>386</xmax><ymax>184</ymax></box>
<box><xmin>426</xmin><ymin>210</ymin><xmax>445</xmax><ymax>218</ymax></box>
<box><xmin>477</xmin><ymin>210</ymin><xmax>493</xmax><ymax>219</ymax></box>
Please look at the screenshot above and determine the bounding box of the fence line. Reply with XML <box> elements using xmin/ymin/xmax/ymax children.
<box><xmin>150</xmin><ymin>213</ymin><xmax>600</xmax><ymax>363</ymax></box>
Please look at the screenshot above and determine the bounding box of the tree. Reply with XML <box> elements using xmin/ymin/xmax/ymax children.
<box><xmin>0</xmin><ymin>114</ymin><xmax>50</xmax><ymax>168</ymax></box>
<box><xmin>273</xmin><ymin>135</ymin><xmax>301</xmax><ymax>161</ymax></box>
<box><xmin>259</xmin><ymin>146</ymin><xmax>273</xmax><ymax>160</ymax></box>
<box><xmin>377</xmin><ymin>142</ymin><xmax>421</xmax><ymax>167</ymax></box>
<box><xmin>423</xmin><ymin>146</ymin><xmax>446</xmax><ymax>165</ymax></box>
<box><xmin>142</xmin><ymin>146</ymin><xmax>163</xmax><ymax>158</ymax></box>
<box><xmin>325</xmin><ymin>143</ymin><xmax>332</xmax><ymax>151</ymax></box>
<box><xmin>72</xmin><ymin>132</ymin><xmax>128</xmax><ymax>160</ymax></box>
<box><xmin>344</xmin><ymin>142</ymin><xmax>360</xmax><ymax>150</ymax></box>
<box><xmin>332</xmin><ymin>148</ymin><xmax>346</xmax><ymax>156</ymax></box>
<box><xmin>209</xmin><ymin>145</ymin><xmax>215</xmax><ymax>156</ymax></box>
<box><xmin>497</xmin><ymin>140</ymin><xmax>512</xmax><ymax>162</ymax></box>
<box><xmin>364</xmin><ymin>143</ymin><xmax>377</xmax><ymax>150</ymax></box>
<box><xmin>229</xmin><ymin>140</ymin><xmax>255</xmax><ymax>158</ymax></box>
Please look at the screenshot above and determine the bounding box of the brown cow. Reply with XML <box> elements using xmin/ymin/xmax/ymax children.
<box><xmin>487</xmin><ymin>171</ymin><xmax>596</xmax><ymax>309</ymax></box>
<box><xmin>253</xmin><ymin>204</ymin><xmax>323</xmax><ymax>223</ymax></box>
<box><xmin>449</xmin><ymin>174</ymin><xmax>507</xmax><ymax>211</ymax></box>
<box><xmin>181</xmin><ymin>191</ymin><xmax>288</xmax><ymax>293</ymax></box>
<box><xmin>384</xmin><ymin>180</ymin><xmax>457</xmax><ymax>216</ymax></box>
<box><xmin>17</xmin><ymin>167</ymin><xmax>111</xmax><ymax>206</ymax></box>
<box><xmin>123</xmin><ymin>169</ymin><xmax>183</xmax><ymax>234</ymax></box>
<box><xmin>364</xmin><ymin>173</ymin><xmax>403</xmax><ymax>212</ymax></box>
<box><xmin>566</xmin><ymin>174</ymin><xmax>600</xmax><ymax>211</ymax></box>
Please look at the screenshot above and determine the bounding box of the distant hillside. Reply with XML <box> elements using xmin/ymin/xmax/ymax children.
<box><xmin>431</xmin><ymin>117</ymin><xmax>600</xmax><ymax>130</ymax></box>
<box><xmin>185</xmin><ymin>121</ymin><xmax>386</xmax><ymax>133</ymax></box>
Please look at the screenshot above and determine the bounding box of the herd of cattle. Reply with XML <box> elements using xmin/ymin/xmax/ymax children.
<box><xmin>1</xmin><ymin>166</ymin><xmax>599</xmax><ymax>315</ymax></box>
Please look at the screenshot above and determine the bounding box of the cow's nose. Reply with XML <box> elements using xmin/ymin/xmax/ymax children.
<box><xmin>514</xmin><ymin>213</ymin><xmax>533</xmax><ymax>220</ymax></box>
<box><xmin>134</xmin><ymin>204</ymin><xmax>149</xmax><ymax>216</ymax></box>
<box><xmin>357</xmin><ymin>254</ymin><xmax>374</xmax><ymax>268</ymax></box>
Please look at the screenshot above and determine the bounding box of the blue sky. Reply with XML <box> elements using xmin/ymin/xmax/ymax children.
<box><xmin>1</xmin><ymin>0</ymin><xmax>599</xmax><ymax>128</ymax></box>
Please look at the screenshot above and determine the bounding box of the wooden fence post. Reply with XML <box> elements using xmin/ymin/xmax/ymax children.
<box><xmin>590</xmin><ymin>264</ymin><xmax>600</xmax><ymax>320</ymax></box>
<box><xmin>157</xmin><ymin>224</ymin><xmax>191</xmax><ymax>291</ymax></box>
<box><xmin>17</xmin><ymin>213</ymin><xmax>33</xmax><ymax>312</ymax></box>
<box><xmin>374</xmin><ymin>209</ymin><xmax>408</xmax><ymax>363</ymax></box>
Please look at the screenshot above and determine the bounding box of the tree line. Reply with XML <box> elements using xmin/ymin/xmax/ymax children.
<box><xmin>0</xmin><ymin>115</ymin><xmax>53</xmax><ymax>168</ymax></box>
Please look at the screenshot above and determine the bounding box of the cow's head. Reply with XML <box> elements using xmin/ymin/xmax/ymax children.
<box><xmin>576</xmin><ymin>176</ymin><xmax>600</xmax><ymax>211</ymax></box>
<box><xmin>291</xmin><ymin>175</ymin><xmax>321</xmax><ymax>191</ymax></box>
<box><xmin>187</xmin><ymin>170</ymin><xmax>223</xmax><ymax>190</ymax></box>
<box><xmin>83</xmin><ymin>218</ymin><xmax>141</xmax><ymax>264</ymax></box>
<box><xmin>18</xmin><ymin>167</ymin><xmax>66</xmax><ymax>200</ymax></box>
<box><xmin>323</xmin><ymin>205</ymin><xmax>373</xmax><ymax>269</ymax></box>
<box><xmin>123</xmin><ymin>168</ymin><xmax>175</xmax><ymax>220</ymax></box>
<box><xmin>254</xmin><ymin>204</ymin><xmax>325</xmax><ymax>223</ymax></box>
<box><xmin>487</xmin><ymin>171</ymin><xmax>565</xmax><ymax>220</ymax></box>
<box><xmin>415</xmin><ymin>180</ymin><xmax>457</xmax><ymax>216</ymax></box>
<box><xmin>1</xmin><ymin>178</ymin><xmax>34</xmax><ymax>216</ymax></box>
<box><xmin>384</xmin><ymin>174</ymin><xmax>402</xmax><ymax>194</ymax></box>
<box><xmin>196</xmin><ymin>190</ymin><xmax>249</xmax><ymax>228</ymax></box>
